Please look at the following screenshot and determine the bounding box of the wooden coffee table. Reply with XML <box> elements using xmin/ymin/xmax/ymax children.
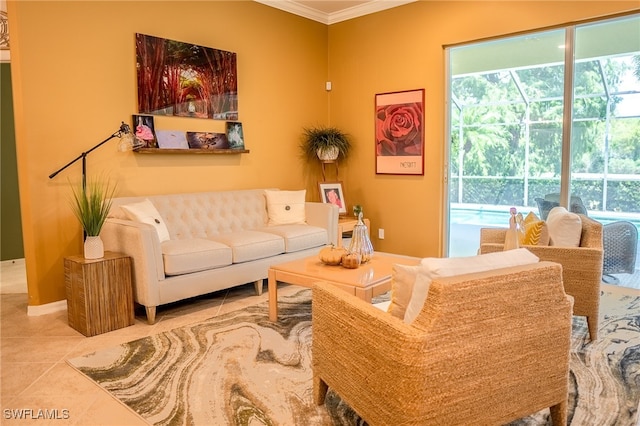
<box><xmin>268</xmin><ymin>252</ymin><xmax>419</xmax><ymax>321</ymax></box>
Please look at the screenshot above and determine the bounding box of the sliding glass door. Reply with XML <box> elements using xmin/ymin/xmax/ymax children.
<box><xmin>447</xmin><ymin>29</ymin><xmax>567</xmax><ymax>256</ymax></box>
<box><xmin>446</xmin><ymin>14</ymin><xmax>640</xmax><ymax>271</ymax></box>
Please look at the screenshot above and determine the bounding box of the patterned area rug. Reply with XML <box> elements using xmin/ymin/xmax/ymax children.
<box><xmin>67</xmin><ymin>285</ymin><xmax>640</xmax><ymax>425</ymax></box>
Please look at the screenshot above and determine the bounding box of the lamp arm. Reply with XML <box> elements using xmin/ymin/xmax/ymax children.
<box><xmin>48</xmin><ymin>122</ymin><xmax>130</xmax><ymax>183</ymax></box>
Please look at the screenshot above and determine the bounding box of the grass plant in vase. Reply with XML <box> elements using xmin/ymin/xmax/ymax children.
<box><xmin>69</xmin><ymin>177</ymin><xmax>116</xmax><ymax>259</ymax></box>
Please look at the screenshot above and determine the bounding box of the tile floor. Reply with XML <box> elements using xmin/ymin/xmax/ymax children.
<box><xmin>0</xmin><ymin>259</ymin><xmax>300</xmax><ymax>425</ymax></box>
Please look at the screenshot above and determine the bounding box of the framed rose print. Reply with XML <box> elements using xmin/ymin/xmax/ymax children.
<box><xmin>319</xmin><ymin>181</ymin><xmax>347</xmax><ymax>215</ymax></box>
<box><xmin>375</xmin><ymin>89</ymin><xmax>425</xmax><ymax>175</ymax></box>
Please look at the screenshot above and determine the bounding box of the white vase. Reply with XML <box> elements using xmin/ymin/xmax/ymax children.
<box><xmin>84</xmin><ymin>236</ymin><xmax>104</xmax><ymax>259</ymax></box>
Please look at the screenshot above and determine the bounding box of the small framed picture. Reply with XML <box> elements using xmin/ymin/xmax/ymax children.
<box><xmin>132</xmin><ymin>114</ymin><xmax>158</xmax><ymax>148</ymax></box>
<box><xmin>226</xmin><ymin>122</ymin><xmax>245</xmax><ymax>149</ymax></box>
<box><xmin>319</xmin><ymin>181</ymin><xmax>347</xmax><ymax>215</ymax></box>
<box><xmin>186</xmin><ymin>131</ymin><xmax>229</xmax><ymax>149</ymax></box>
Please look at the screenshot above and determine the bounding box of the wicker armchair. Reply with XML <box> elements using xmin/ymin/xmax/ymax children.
<box><xmin>535</xmin><ymin>193</ymin><xmax>638</xmax><ymax>281</ymax></box>
<box><xmin>480</xmin><ymin>214</ymin><xmax>603</xmax><ymax>341</ymax></box>
<box><xmin>313</xmin><ymin>262</ymin><xmax>573</xmax><ymax>426</ymax></box>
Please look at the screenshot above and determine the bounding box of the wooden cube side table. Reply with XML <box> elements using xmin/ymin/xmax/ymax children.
<box><xmin>64</xmin><ymin>251</ymin><xmax>134</xmax><ymax>336</ymax></box>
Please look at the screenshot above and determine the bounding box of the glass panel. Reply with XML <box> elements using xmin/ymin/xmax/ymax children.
<box><xmin>571</xmin><ymin>15</ymin><xmax>640</xmax><ymax>283</ymax></box>
<box><xmin>446</xmin><ymin>13</ymin><xmax>640</xmax><ymax>285</ymax></box>
<box><xmin>448</xmin><ymin>30</ymin><xmax>565</xmax><ymax>257</ymax></box>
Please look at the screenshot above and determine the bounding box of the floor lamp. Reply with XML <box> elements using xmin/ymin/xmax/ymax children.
<box><xmin>48</xmin><ymin>121</ymin><xmax>142</xmax><ymax>188</ymax></box>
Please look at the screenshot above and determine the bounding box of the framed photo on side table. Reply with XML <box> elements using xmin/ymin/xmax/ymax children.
<box><xmin>319</xmin><ymin>181</ymin><xmax>347</xmax><ymax>215</ymax></box>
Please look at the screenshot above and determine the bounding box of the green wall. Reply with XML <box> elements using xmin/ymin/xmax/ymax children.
<box><xmin>1</xmin><ymin>63</ymin><xmax>24</xmax><ymax>260</ymax></box>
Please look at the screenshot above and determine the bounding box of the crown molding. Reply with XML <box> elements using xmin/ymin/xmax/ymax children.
<box><xmin>255</xmin><ymin>0</ymin><xmax>417</xmax><ymax>25</ymax></box>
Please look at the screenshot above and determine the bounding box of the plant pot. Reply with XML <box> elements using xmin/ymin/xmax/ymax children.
<box><xmin>84</xmin><ymin>236</ymin><xmax>104</xmax><ymax>259</ymax></box>
<box><xmin>317</xmin><ymin>146</ymin><xmax>339</xmax><ymax>161</ymax></box>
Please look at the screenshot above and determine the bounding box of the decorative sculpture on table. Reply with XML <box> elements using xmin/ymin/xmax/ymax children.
<box><xmin>347</xmin><ymin>212</ymin><xmax>374</xmax><ymax>263</ymax></box>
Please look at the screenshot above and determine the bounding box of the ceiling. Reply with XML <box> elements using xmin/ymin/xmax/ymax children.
<box><xmin>255</xmin><ymin>0</ymin><xmax>416</xmax><ymax>25</ymax></box>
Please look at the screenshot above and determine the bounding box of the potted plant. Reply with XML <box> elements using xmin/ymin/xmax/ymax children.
<box><xmin>301</xmin><ymin>126</ymin><xmax>351</xmax><ymax>162</ymax></box>
<box><xmin>69</xmin><ymin>178</ymin><xmax>116</xmax><ymax>259</ymax></box>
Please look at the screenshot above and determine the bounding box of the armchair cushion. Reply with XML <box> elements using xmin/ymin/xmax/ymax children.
<box><xmin>547</xmin><ymin>206</ymin><xmax>582</xmax><ymax>247</ymax></box>
<box><xmin>404</xmin><ymin>248</ymin><xmax>539</xmax><ymax>323</ymax></box>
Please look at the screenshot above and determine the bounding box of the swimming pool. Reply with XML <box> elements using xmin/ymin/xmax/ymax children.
<box><xmin>450</xmin><ymin>205</ymin><xmax>640</xmax><ymax>229</ymax></box>
<box><xmin>448</xmin><ymin>204</ymin><xmax>640</xmax><ymax>258</ymax></box>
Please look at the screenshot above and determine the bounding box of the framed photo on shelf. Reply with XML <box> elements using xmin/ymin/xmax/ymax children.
<box><xmin>186</xmin><ymin>131</ymin><xmax>229</xmax><ymax>149</ymax></box>
<box><xmin>132</xmin><ymin>114</ymin><xmax>158</xmax><ymax>148</ymax></box>
<box><xmin>225</xmin><ymin>122</ymin><xmax>245</xmax><ymax>149</ymax></box>
<box><xmin>375</xmin><ymin>88</ymin><xmax>425</xmax><ymax>175</ymax></box>
<box><xmin>319</xmin><ymin>181</ymin><xmax>347</xmax><ymax>215</ymax></box>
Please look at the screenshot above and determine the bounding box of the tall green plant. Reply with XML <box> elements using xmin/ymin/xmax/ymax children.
<box><xmin>69</xmin><ymin>178</ymin><xmax>116</xmax><ymax>237</ymax></box>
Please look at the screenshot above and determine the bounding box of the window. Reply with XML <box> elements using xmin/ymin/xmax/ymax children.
<box><xmin>446</xmin><ymin>14</ymin><xmax>640</xmax><ymax>263</ymax></box>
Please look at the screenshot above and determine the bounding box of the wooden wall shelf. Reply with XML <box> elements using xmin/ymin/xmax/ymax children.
<box><xmin>134</xmin><ymin>148</ymin><xmax>249</xmax><ymax>154</ymax></box>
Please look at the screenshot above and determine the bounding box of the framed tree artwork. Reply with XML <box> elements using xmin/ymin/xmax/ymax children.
<box><xmin>136</xmin><ymin>33</ymin><xmax>238</xmax><ymax>121</ymax></box>
<box><xmin>375</xmin><ymin>89</ymin><xmax>425</xmax><ymax>175</ymax></box>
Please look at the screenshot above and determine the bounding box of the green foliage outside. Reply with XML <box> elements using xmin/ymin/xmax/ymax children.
<box><xmin>450</xmin><ymin>54</ymin><xmax>640</xmax><ymax>214</ymax></box>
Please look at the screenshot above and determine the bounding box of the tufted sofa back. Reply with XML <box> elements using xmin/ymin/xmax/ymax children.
<box><xmin>109</xmin><ymin>189</ymin><xmax>272</xmax><ymax>240</ymax></box>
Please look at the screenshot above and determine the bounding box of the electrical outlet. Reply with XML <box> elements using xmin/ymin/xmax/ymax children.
<box><xmin>378</xmin><ymin>228</ymin><xmax>385</xmax><ymax>239</ymax></box>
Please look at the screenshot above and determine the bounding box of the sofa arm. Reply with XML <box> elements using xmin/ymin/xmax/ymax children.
<box><xmin>305</xmin><ymin>202</ymin><xmax>339</xmax><ymax>246</ymax></box>
<box><xmin>100</xmin><ymin>218</ymin><xmax>165</xmax><ymax>308</ymax></box>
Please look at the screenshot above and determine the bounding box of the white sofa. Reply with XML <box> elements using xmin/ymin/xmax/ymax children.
<box><xmin>101</xmin><ymin>189</ymin><xmax>339</xmax><ymax>324</ymax></box>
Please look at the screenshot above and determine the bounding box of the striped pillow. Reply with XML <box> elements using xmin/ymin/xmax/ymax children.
<box><xmin>520</xmin><ymin>212</ymin><xmax>550</xmax><ymax>246</ymax></box>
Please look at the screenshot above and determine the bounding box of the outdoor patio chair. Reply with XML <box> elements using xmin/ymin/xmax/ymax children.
<box><xmin>603</xmin><ymin>221</ymin><xmax>638</xmax><ymax>278</ymax></box>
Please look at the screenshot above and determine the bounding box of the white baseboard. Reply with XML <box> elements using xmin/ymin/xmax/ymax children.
<box><xmin>27</xmin><ymin>299</ymin><xmax>67</xmax><ymax>316</ymax></box>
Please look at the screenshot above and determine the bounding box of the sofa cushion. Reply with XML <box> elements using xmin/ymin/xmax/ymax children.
<box><xmin>258</xmin><ymin>224</ymin><xmax>327</xmax><ymax>252</ymax></box>
<box><xmin>161</xmin><ymin>239</ymin><xmax>232</xmax><ymax>276</ymax></box>
<box><xmin>401</xmin><ymin>248</ymin><xmax>540</xmax><ymax>323</ymax></box>
<box><xmin>121</xmin><ymin>199</ymin><xmax>171</xmax><ymax>242</ymax></box>
<box><xmin>264</xmin><ymin>190</ymin><xmax>306</xmax><ymax>226</ymax></box>
<box><xmin>547</xmin><ymin>206</ymin><xmax>582</xmax><ymax>247</ymax></box>
<box><xmin>212</xmin><ymin>231</ymin><xmax>285</xmax><ymax>263</ymax></box>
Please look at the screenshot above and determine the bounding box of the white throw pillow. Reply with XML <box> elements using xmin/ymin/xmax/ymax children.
<box><xmin>403</xmin><ymin>248</ymin><xmax>540</xmax><ymax>324</ymax></box>
<box><xmin>546</xmin><ymin>206</ymin><xmax>582</xmax><ymax>247</ymax></box>
<box><xmin>121</xmin><ymin>199</ymin><xmax>171</xmax><ymax>242</ymax></box>
<box><xmin>386</xmin><ymin>264</ymin><xmax>422</xmax><ymax>319</ymax></box>
<box><xmin>264</xmin><ymin>190</ymin><xmax>306</xmax><ymax>226</ymax></box>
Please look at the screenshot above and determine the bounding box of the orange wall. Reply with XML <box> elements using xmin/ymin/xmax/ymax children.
<box><xmin>9</xmin><ymin>1</ymin><xmax>329</xmax><ymax>306</ymax></box>
<box><xmin>328</xmin><ymin>1</ymin><xmax>639</xmax><ymax>257</ymax></box>
<box><xmin>9</xmin><ymin>1</ymin><xmax>639</xmax><ymax>307</ymax></box>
